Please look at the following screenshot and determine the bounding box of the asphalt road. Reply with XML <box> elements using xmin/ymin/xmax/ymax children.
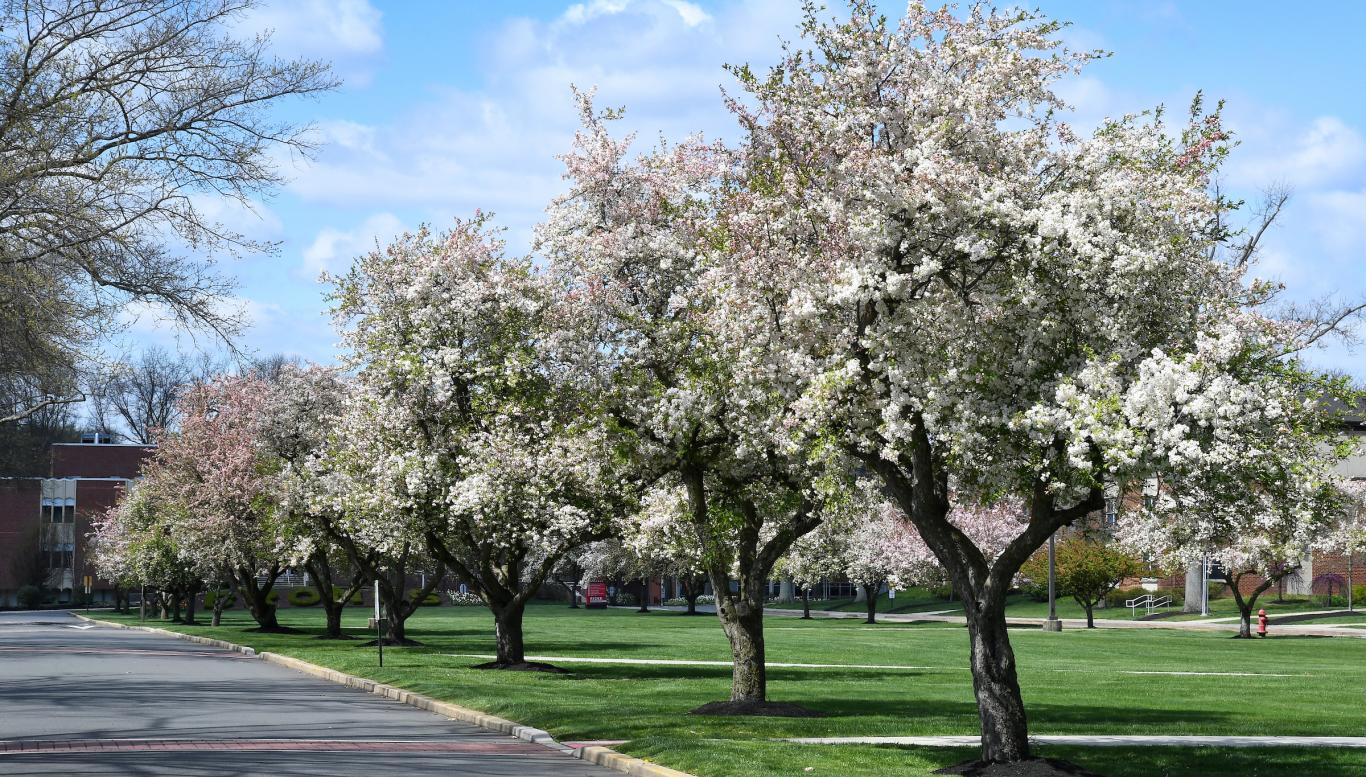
<box><xmin>0</xmin><ymin>609</ymin><xmax>617</xmax><ymax>776</ymax></box>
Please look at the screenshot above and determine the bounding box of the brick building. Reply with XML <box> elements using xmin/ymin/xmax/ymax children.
<box><xmin>0</xmin><ymin>437</ymin><xmax>154</xmax><ymax>607</ymax></box>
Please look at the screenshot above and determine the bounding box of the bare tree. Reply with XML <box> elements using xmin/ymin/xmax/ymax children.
<box><xmin>0</xmin><ymin>0</ymin><xmax>337</xmax><ymax>423</ymax></box>
<box><xmin>103</xmin><ymin>347</ymin><xmax>195</xmax><ymax>443</ymax></box>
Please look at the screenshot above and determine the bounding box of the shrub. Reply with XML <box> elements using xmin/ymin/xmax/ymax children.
<box><xmin>1104</xmin><ymin>587</ymin><xmax>1147</xmax><ymax>610</ymax></box>
<box><xmin>407</xmin><ymin>588</ymin><xmax>441</xmax><ymax>606</ymax></box>
<box><xmin>444</xmin><ymin>590</ymin><xmax>483</xmax><ymax>606</ymax></box>
<box><xmin>1018</xmin><ymin>578</ymin><xmax>1048</xmax><ymax>602</ymax></box>
<box><xmin>1354</xmin><ymin>585</ymin><xmax>1366</xmax><ymax>605</ymax></box>
<box><xmin>929</xmin><ymin>584</ymin><xmax>954</xmax><ymax>600</ymax></box>
<box><xmin>265</xmin><ymin>589</ymin><xmax>279</xmax><ymax>605</ymax></box>
<box><xmin>16</xmin><ymin>585</ymin><xmax>42</xmax><ymax>609</ymax></box>
<box><xmin>203</xmin><ymin>591</ymin><xmax>235</xmax><ymax>609</ymax></box>
<box><xmin>287</xmin><ymin>588</ymin><xmax>320</xmax><ymax>607</ymax></box>
<box><xmin>334</xmin><ymin>587</ymin><xmax>362</xmax><ymax>604</ymax></box>
<box><xmin>614</xmin><ymin>592</ymin><xmax>637</xmax><ymax>606</ymax></box>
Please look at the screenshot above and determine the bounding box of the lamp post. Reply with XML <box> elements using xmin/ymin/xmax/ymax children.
<box><xmin>1043</xmin><ymin>531</ymin><xmax>1062</xmax><ymax>631</ymax></box>
<box><xmin>1201</xmin><ymin>557</ymin><xmax>1210</xmax><ymax>617</ymax></box>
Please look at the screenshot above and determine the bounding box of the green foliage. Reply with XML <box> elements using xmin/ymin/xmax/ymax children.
<box><xmin>1354</xmin><ymin>585</ymin><xmax>1366</xmax><ymax>605</ymax></box>
<box><xmin>407</xmin><ymin>588</ymin><xmax>441</xmax><ymax>606</ymax></box>
<box><xmin>1021</xmin><ymin>537</ymin><xmax>1141</xmax><ymax>612</ymax></box>
<box><xmin>929</xmin><ymin>584</ymin><xmax>954</xmax><ymax>600</ymax></box>
<box><xmin>204</xmin><ymin>591</ymin><xmax>235</xmax><ymax>609</ymax></box>
<box><xmin>265</xmin><ymin>589</ymin><xmax>279</xmax><ymax>606</ymax></box>
<box><xmin>287</xmin><ymin>587</ymin><xmax>321</xmax><ymax>607</ymax></box>
<box><xmin>16</xmin><ymin>584</ymin><xmax>42</xmax><ymax>609</ymax></box>
<box><xmin>335</xmin><ymin>587</ymin><xmax>362</xmax><ymax>604</ymax></box>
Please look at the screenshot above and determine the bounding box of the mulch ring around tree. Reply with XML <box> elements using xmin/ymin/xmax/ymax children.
<box><xmin>689</xmin><ymin>700</ymin><xmax>826</xmax><ymax>717</ymax></box>
<box><xmin>934</xmin><ymin>757</ymin><xmax>1105</xmax><ymax>777</ymax></box>
<box><xmin>469</xmin><ymin>660</ymin><xmax>570</xmax><ymax>674</ymax></box>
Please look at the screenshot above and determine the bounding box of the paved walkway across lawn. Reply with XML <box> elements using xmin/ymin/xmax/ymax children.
<box><xmin>0</xmin><ymin>610</ymin><xmax>617</xmax><ymax>777</ymax></box>
<box><xmin>782</xmin><ymin>735</ymin><xmax>1366</xmax><ymax>748</ymax></box>
<box><xmin>448</xmin><ymin>654</ymin><xmax>936</xmax><ymax>670</ymax></box>
<box><xmin>643</xmin><ymin>605</ymin><xmax>1366</xmax><ymax>638</ymax></box>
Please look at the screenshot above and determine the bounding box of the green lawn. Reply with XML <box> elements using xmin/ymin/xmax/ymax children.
<box><xmin>98</xmin><ymin>604</ymin><xmax>1366</xmax><ymax>777</ymax></box>
<box><xmin>769</xmin><ymin>590</ymin><xmax>1344</xmax><ymax>624</ymax></box>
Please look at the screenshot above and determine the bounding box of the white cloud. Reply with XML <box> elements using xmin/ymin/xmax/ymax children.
<box><xmin>286</xmin><ymin>0</ymin><xmax>802</xmax><ymax>259</ymax></box>
<box><xmin>300</xmin><ymin>212</ymin><xmax>405</xmax><ymax>280</ymax></box>
<box><xmin>243</xmin><ymin>0</ymin><xmax>384</xmax><ymax>84</ymax></box>
<box><xmin>661</xmin><ymin>0</ymin><xmax>712</xmax><ymax>27</ymax></box>
<box><xmin>563</xmin><ymin>0</ymin><xmax>630</xmax><ymax>25</ymax></box>
<box><xmin>1227</xmin><ymin>115</ymin><xmax>1366</xmax><ymax>189</ymax></box>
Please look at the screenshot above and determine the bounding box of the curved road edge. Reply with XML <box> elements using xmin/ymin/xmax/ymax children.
<box><xmin>73</xmin><ymin>612</ymin><xmax>696</xmax><ymax>777</ymax></box>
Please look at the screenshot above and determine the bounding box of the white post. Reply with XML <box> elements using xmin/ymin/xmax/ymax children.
<box><xmin>1201</xmin><ymin>557</ymin><xmax>1209</xmax><ymax>617</ymax></box>
<box><xmin>374</xmin><ymin>580</ymin><xmax>380</xmax><ymax>622</ymax></box>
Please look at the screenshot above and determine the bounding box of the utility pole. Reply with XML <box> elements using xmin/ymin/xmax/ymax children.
<box><xmin>1043</xmin><ymin>531</ymin><xmax>1062</xmax><ymax>632</ymax></box>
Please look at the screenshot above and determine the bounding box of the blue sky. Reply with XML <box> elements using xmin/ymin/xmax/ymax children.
<box><xmin>130</xmin><ymin>0</ymin><xmax>1366</xmax><ymax>378</ymax></box>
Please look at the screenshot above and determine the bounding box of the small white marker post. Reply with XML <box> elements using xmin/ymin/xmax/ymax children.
<box><xmin>374</xmin><ymin>580</ymin><xmax>383</xmax><ymax>667</ymax></box>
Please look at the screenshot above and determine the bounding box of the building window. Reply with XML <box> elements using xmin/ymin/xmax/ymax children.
<box><xmin>1104</xmin><ymin>497</ymin><xmax>1118</xmax><ymax>527</ymax></box>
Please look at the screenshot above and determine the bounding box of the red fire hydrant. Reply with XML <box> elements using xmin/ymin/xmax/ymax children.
<box><xmin>1257</xmin><ymin>608</ymin><xmax>1268</xmax><ymax>638</ymax></box>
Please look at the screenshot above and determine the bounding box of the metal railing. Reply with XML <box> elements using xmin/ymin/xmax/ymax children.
<box><xmin>1125</xmin><ymin>593</ymin><xmax>1172</xmax><ymax>617</ymax></box>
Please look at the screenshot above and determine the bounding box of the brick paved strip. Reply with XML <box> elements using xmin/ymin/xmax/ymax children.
<box><xmin>0</xmin><ymin>739</ymin><xmax>552</xmax><ymax>755</ymax></box>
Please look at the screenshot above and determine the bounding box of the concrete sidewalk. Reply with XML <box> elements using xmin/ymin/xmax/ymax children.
<box><xmin>641</xmin><ymin>604</ymin><xmax>1366</xmax><ymax>638</ymax></box>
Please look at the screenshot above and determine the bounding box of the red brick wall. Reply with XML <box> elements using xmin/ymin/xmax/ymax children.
<box><xmin>75</xmin><ymin>480</ymin><xmax>130</xmax><ymax>588</ymax></box>
<box><xmin>0</xmin><ymin>479</ymin><xmax>41</xmax><ymax>590</ymax></box>
<box><xmin>1307</xmin><ymin>551</ymin><xmax>1363</xmax><ymax>594</ymax></box>
<box><xmin>50</xmin><ymin>444</ymin><xmax>153</xmax><ymax>479</ymax></box>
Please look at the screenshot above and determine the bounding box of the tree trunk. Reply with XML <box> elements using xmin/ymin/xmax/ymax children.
<box><xmin>305</xmin><ymin>551</ymin><xmax>355</xmax><ymax>639</ymax></box>
<box><xmin>170</xmin><ymin>589</ymin><xmax>182</xmax><ymax>622</ymax></box>
<box><xmin>863</xmin><ymin>582</ymin><xmax>878</xmax><ymax>624</ymax></box>
<box><xmin>965</xmin><ymin>604</ymin><xmax>1031</xmax><ymax>762</ymax></box>
<box><xmin>637</xmin><ymin>577</ymin><xmax>650</xmax><ymax>613</ymax></box>
<box><xmin>1083</xmin><ymin>602</ymin><xmax>1095</xmax><ymax>629</ymax></box>
<box><xmin>716</xmin><ymin>597</ymin><xmax>766</xmax><ymax>703</ymax></box>
<box><xmin>493</xmin><ymin>601</ymin><xmax>527</xmax><ymax>665</ymax></box>
<box><xmin>237</xmin><ymin>571</ymin><xmax>281</xmax><ymax>631</ymax></box>
<box><xmin>183</xmin><ymin>591</ymin><xmax>197</xmax><ymax>625</ymax></box>
<box><xmin>211</xmin><ymin>586</ymin><xmax>226</xmax><ymax>627</ymax></box>
<box><xmin>802</xmin><ymin>587</ymin><xmax>811</xmax><ymax>619</ymax></box>
<box><xmin>139</xmin><ymin>584</ymin><xmax>146</xmax><ymax>620</ymax></box>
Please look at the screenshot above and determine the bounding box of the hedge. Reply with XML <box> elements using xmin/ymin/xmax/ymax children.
<box><xmin>203</xmin><ymin>590</ymin><xmax>235</xmax><ymax>609</ymax></box>
<box><xmin>407</xmin><ymin>588</ymin><xmax>442</xmax><ymax>606</ymax></box>
<box><xmin>287</xmin><ymin>587</ymin><xmax>321</xmax><ymax>607</ymax></box>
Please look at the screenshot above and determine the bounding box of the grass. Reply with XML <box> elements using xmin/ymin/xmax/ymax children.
<box><xmin>776</xmin><ymin>590</ymin><xmax>1352</xmax><ymax>624</ymax></box>
<box><xmin>99</xmin><ymin>603</ymin><xmax>1366</xmax><ymax>777</ymax></box>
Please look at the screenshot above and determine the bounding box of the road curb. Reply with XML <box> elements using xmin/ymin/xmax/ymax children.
<box><xmin>574</xmin><ymin>745</ymin><xmax>696</xmax><ymax>776</ymax></box>
<box><xmin>72</xmin><ymin>612</ymin><xmax>257</xmax><ymax>655</ymax></box>
<box><xmin>72</xmin><ymin>613</ymin><xmax>695</xmax><ymax>777</ymax></box>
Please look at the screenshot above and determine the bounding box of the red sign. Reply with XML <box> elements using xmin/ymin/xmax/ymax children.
<box><xmin>586</xmin><ymin>580</ymin><xmax>608</xmax><ymax>608</ymax></box>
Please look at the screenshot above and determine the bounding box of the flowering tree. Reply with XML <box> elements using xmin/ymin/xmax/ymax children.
<box><xmin>716</xmin><ymin>0</ymin><xmax>1359</xmax><ymax>762</ymax></box>
<box><xmin>328</xmin><ymin>217</ymin><xmax>629</xmax><ymax>667</ymax></box>
<box><xmin>151</xmin><ymin>375</ymin><xmax>291</xmax><ymax>630</ymax></box>
<box><xmin>1119</xmin><ymin>375</ymin><xmax>1353</xmax><ymax>639</ymax></box>
<box><xmin>90</xmin><ymin>478</ymin><xmax>204</xmax><ymax>622</ymax></box>
<box><xmin>258</xmin><ymin>365</ymin><xmax>371</xmax><ymax>639</ymax></box>
<box><xmin>540</xmin><ymin>95</ymin><xmax>844</xmax><ymax>713</ymax></box>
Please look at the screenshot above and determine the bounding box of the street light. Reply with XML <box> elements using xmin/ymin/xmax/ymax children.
<box><xmin>1043</xmin><ymin>531</ymin><xmax>1062</xmax><ymax>632</ymax></box>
